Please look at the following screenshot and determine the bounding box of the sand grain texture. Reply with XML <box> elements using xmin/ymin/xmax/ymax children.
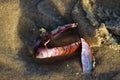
<box><xmin>0</xmin><ymin>0</ymin><xmax>120</xmax><ymax>80</ymax></box>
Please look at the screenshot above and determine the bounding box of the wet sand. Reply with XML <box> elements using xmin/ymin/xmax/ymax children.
<box><xmin>0</xmin><ymin>0</ymin><xmax>120</xmax><ymax>80</ymax></box>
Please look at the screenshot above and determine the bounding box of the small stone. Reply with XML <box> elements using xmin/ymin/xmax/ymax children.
<box><xmin>76</xmin><ymin>72</ymin><xmax>80</xmax><ymax>75</ymax></box>
<box><xmin>67</xmin><ymin>64</ymin><xmax>69</xmax><ymax>67</ymax></box>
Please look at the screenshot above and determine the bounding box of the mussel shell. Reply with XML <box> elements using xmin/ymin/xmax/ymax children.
<box><xmin>47</xmin><ymin>27</ymin><xmax>81</xmax><ymax>48</ymax></box>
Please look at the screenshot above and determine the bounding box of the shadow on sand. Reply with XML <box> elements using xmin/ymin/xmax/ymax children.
<box><xmin>17</xmin><ymin>0</ymin><xmax>81</xmax><ymax>78</ymax></box>
<box><xmin>17</xmin><ymin>0</ymin><xmax>120</xmax><ymax>79</ymax></box>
